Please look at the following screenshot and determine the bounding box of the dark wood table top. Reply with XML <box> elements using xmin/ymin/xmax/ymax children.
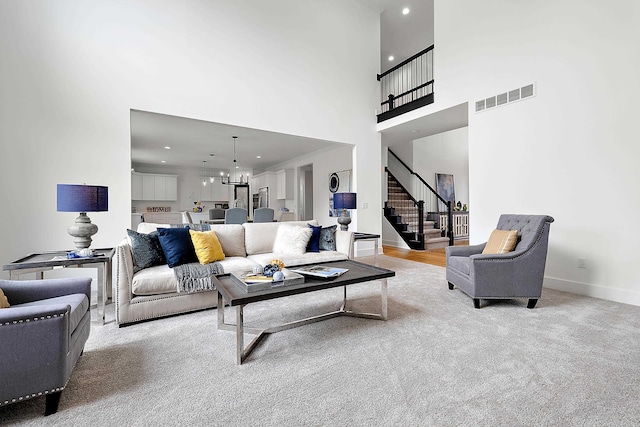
<box><xmin>214</xmin><ymin>259</ymin><xmax>394</xmax><ymax>306</ymax></box>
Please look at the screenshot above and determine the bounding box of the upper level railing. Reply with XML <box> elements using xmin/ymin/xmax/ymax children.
<box><xmin>387</xmin><ymin>149</ymin><xmax>453</xmax><ymax>245</ymax></box>
<box><xmin>377</xmin><ymin>45</ymin><xmax>434</xmax><ymax>123</ymax></box>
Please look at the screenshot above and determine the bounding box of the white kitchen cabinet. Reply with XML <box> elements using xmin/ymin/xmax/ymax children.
<box><xmin>132</xmin><ymin>172</ymin><xmax>178</xmax><ymax>201</ymax></box>
<box><xmin>142</xmin><ymin>174</ymin><xmax>155</xmax><ymax>200</ymax></box>
<box><xmin>201</xmin><ymin>179</ymin><xmax>229</xmax><ymax>201</ymax></box>
<box><xmin>276</xmin><ymin>169</ymin><xmax>293</xmax><ymax>199</ymax></box>
<box><xmin>131</xmin><ymin>173</ymin><xmax>143</xmax><ymax>200</ymax></box>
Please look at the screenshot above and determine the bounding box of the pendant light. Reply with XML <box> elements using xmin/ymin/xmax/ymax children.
<box><xmin>221</xmin><ymin>136</ymin><xmax>246</xmax><ymax>185</ymax></box>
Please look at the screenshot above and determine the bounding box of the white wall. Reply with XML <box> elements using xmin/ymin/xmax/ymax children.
<box><xmin>413</xmin><ymin>127</ymin><xmax>469</xmax><ymax>212</ymax></box>
<box><xmin>431</xmin><ymin>0</ymin><xmax>640</xmax><ymax>305</ymax></box>
<box><xmin>0</xmin><ymin>0</ymin><xmax>381</xmax><ymax>272</ymax></box>
<box><xmin>268</xmin><ymin>144</ymin><xmax>354</xmax><ymax>230</ymax></box>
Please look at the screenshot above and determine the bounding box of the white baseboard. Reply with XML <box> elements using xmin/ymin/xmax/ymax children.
<box><xmin>544</xmin><ymin>276</ymin><xmax>640</xmax><ymax>307</ymax></box>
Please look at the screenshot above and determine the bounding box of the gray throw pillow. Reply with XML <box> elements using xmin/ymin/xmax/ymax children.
<box><xmin>127</xmin><ymin>229</ymin><xmax>166</xmax><ymax>272</ymax></box>
<box><xmin>319</xmin><ymin>225</ymin><xmax>337</xmax><ymax>251</ymax></box>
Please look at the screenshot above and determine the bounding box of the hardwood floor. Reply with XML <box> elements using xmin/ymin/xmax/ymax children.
<box><xmin>382</xmin><ymin>240</ymin><xmax>469</xmax><ymax>267</ymax></box>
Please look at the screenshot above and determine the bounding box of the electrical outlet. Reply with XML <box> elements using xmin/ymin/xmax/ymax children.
<box><xmin>577</xmin><ymin>257</ymin><xmax>587</xmax><ymax>269</ymax></box>
<box><xmin>363</xmin><ymin>202</ymin><xmax>368</xmax><ymax>209</ymax></box>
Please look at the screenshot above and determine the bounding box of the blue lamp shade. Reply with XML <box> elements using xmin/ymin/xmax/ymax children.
<box><xmin>57</xmin><ymin>184</ymin><xmax>108</xmax><ymax>213</ymax></box>
<box><xmin>333</xmin><ymin>192</ymin><xmax>357</xmax><ymax>210</ymax></box>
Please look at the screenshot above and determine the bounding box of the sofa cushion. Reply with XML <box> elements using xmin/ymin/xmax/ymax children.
<box><xmin>306</xmin><ymin>224</ymin><xmax>322</xmax><ymax>252</ymax></box>
<box><xmin>319</xmin><ymin>225</ymin><xmax>337</xmax><ymax>251</ymax></box>
<box><xmin>158</xmin><ymin>227</ymin><xmax>198</xmax><ymax>268</ymax></box>
<box><xmin>127</xmin><ymin>229</ymin><xmax>166</xmax><ymax>272</ymax></box>
<box><xmin>189</xmin><ymin>230</ymin><xmax>225</xmax><ymax>264</ymax></box>
<box><xmin>482</xmin><ymin>229</ymin><xmax>519</xmax><ymax>254</ymax></box>
<box><xmin>0</xmin><ymin>288</ymin><xmax>9</xmax><ymax>308</ymax></box>
<box><xmin>248</xmin><ymin>251</ymin><xmax>348</xmax><ymax>268</ymax></box>
<box><xmin>131</xmin><ymin>257</ymin><xmax>261</xmax><ymax>296</ymax></box>
<box><xmin>209</xmin><ymin>224</ymin><xmax>246</xmax><ymax>257</ymax></box>
<box><xmin>14</xmin><ymin>293</ymin><xmax>89</xmax><ymax>333</ymax></box>
<box><xmin>272</xmin><ymin>225</ymin><xmax>313</xmax><ymax>255</ymax></box>
<box><xmin>243</xmin><ymin>221</ymin><xmax>318</xmax><ymax>255</ymax></box>
<box><xmin>137</xmin><ymin>222</ymin><xmax>170</xmax><ymax>234</ymax></box>
<box><xmin>132</xmin><ymin>264</ymin><xmax>177</xmax><ymax>295</ymax></box>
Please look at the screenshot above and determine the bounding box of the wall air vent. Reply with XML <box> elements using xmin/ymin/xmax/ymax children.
<box><xmin>475</xmin><ymin>82</ymin><xmax>536</xmax><ymax>113</ymax></box>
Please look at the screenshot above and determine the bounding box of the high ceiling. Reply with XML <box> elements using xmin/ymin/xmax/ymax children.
<box><xmin>131</xmin><ymin>1</ymin><xmax>437</xmax><ymax>171</ymax></box>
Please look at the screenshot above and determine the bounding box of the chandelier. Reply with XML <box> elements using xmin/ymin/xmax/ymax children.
<box><xmin>221</xmin><ymin>136</ymin><xmax>246</xmax><ymax>185</ymax></box>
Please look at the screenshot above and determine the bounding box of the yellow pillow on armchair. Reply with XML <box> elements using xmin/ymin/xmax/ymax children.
<box><xmin>189</xmin><ymin>230</ymin><xmax>225</xmax><ymax>264</ymax></box>
<box><xmin>482</xmin><ymin>229</ymin><xmax>519</xmax><ymax>254</ymax></box>
<box><xmin>0</xmin><ymin>288</ymin><xmax>10</xmax><ymax>308</ymax></box>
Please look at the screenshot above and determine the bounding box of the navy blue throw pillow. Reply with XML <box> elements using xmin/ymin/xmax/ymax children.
<box><xmin>157</xmin><ymin>227</ymin><xmax>198</xmax><ymax>268</ymax></box>
<box><xmin>306</xmin><ymin>224</ymin><xmax>322</xmax><ymax>252</ymax></box>
<box><xmin>127</xmin><ymin>229</ymin><xmax>166</xmax><ymax>273</ymax></box>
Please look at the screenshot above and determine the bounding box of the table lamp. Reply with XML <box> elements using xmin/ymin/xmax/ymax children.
<box><xmin>333</xmin><ymin>192</ymin><xmax>357</xmax><ymax>231</ymax></box>
<box><xmin>57</xmin><ymin>184</ymin><xmax>108</xmax><ymax>250</ymax></box>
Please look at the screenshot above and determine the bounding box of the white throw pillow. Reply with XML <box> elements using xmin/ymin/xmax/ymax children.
<box><xmin>272</xmin><ymin>225</ymin><xmax>313</xmax><ymax>255</ymax></box>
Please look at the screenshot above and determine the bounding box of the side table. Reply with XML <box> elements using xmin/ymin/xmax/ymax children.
<box><xmin>353</xmin><ymin>233</ymin><xmax>380</xmax><ymax>265</ymax></box>
<box><xmin>3</xmin><ymin>248</ymin><xmax>115</xmax><ymax>325</ymax></box>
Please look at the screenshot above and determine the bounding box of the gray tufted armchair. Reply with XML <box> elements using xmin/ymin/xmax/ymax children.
<box><xmin>0</xmin><ymin>277</ymin><xmax>91</xmax><ymax>415</ymax></box>
<box><xmin>446</xmin><ymin>214</ymin><xmax>554</xmax><ymax>309</ymax></box>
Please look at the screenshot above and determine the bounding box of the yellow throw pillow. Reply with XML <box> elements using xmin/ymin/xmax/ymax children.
<box><xmin>0</xmin><ymin>288</ymin><xmax>10</xmax><ymax>308</ymax></box>
<box><xmin>482</xmin><ymin>229</ymin><xmax>519</xmax><ymax>254</ymax></box>
<box><xmin>189</xmin><ymin>230</ymin><xmax>225</xmax><ymax>265</ymax></box>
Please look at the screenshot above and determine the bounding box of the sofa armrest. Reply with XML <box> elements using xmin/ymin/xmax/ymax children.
<box><xmin>115</xmin><ymin>238</ymin><xmax>136</xmax><ymax>321</ymax></box>
<box><xmin>0</xmin><ymin>305</ymin><xmax>70</xmax><ymax>403</ymax></box>
<box><xmin>0</xmin><ymin>278</ymin><xmax>91</xmax><ymax>306</ymax></box>
<box><xmin>0</xmin><ymin>303</ymin><xmax>71</xmax><ymax>324</ymax></box>
<box><xmin>335</xmin><ymin>230</ymin><xmax>354</xmax><ymax>259</ymax></box>
<box><xmin>446</xmin><ymin>243</ymin><xmax>485</xmax><ymax>259</ymax></box>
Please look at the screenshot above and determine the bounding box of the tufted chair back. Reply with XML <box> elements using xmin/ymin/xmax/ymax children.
<box><xmin>496</xmin><ymin>214</ymin><xmax>554</xmax><ymax>254</ymax></box>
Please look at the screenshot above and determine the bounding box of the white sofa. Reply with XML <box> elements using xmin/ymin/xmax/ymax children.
<box><xmin>115</xmin><ymin>220</ymin><xmax>353</xmax><ymax>326</ymax></box>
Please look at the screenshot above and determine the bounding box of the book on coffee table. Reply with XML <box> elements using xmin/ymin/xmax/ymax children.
<box><xmin>231</xmin><ymin>269</ymin><xmax>305</xmax><ymax>292</ymax></box>
<box><xmin>288</xmin><ymin>265</ymin><xmax>349</xmax><ymax>279</ymax></box>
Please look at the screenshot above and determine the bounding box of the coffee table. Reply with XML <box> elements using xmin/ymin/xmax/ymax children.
<box><xmin>214</xmin><ymin>259</ymin><xmax>395</xmax><ymax>364</ymax></box>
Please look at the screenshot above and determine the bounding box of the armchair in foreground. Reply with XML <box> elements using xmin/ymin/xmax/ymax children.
<box><xmin>0</xmin><ymin>277</ymin><xmax>92</xmax><ymax>415</ymax></box>
<box><xmin>446</xmin><ymin>214</ymin><xmax>554</xmax><ymax>309</ymax></box>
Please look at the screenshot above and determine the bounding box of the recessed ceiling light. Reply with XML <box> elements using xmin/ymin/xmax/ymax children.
<box><xmin>256</xmin><ymin>155</ymin><xmax>262</xmax><ymax>159</ymax></box>
<box><xmin>161</xmin><ymin>160</ymin><xmax>166</xmax><ymax>163</ymax></box>
<box><xmin>402</xmin><ymin>7</ymin><xmax>410</xmax><ymax>15</ymax></box>
<box><xmin>388</xmin><ymin>55</ymin><xmax>394</xmax><ymax>61</ymax></box>
<box><xmin>164</xmin><ymin>146</ymin><xmax>171</xmax><ymax>149</ymax></box>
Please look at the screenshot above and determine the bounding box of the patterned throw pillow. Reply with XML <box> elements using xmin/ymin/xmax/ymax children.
<box><xmin>319</xmin><ymin>225</ymin><xmax>337</xmax><ymax>251</ymax></box>
<box><xmin>127</xmin><ymin>229</ymin><xmax>166</xmax><ymax>273</ymax></box>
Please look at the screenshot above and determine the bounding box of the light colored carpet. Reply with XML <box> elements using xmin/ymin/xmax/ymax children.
<box><xmin>2</xmin><ymin>255</ymin><xmax>639</xmax><ymax>426</ymax></box>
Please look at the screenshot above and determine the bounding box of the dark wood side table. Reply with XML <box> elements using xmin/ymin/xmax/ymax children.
<box><xmin>353</xmin><ymin>233</ymin><xmax>381</xmax><ymax>264</ymax></box>
<box><xmin>2</xmin><ymin>248</ymin><xmax>115</xmax><ymax>324</ymax></box>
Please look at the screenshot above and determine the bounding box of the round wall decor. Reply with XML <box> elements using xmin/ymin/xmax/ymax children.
<box><xmin>329</xmin><ymin>173</ymin><xmax>340</xmax><ymax>193</ymax></box>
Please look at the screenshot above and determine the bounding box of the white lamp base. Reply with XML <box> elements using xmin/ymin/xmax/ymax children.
<box><xmin>67</xmin><ymin>212</ymin><xmax>98</xmax><ymax>249</ymax></box>
<box><xmin>337</xmin><ymin>209</ymin><xmax>351</xmax><ymax>231</ymax></box>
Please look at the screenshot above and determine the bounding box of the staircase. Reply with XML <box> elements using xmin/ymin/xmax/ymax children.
<box><xmin>385</xmin><ymin>174</ymin><xmax>450</xmax><ymax>250</ymax></box>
